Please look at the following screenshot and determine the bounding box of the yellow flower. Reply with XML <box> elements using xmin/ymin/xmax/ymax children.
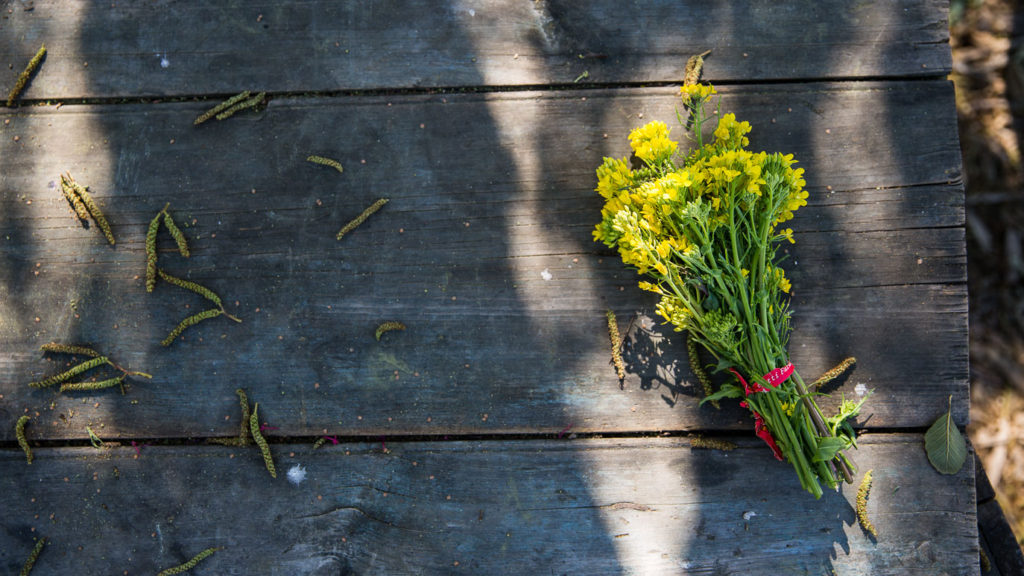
<box><xmin>680</xmin><ymin>84</ymin><xmax>716</xmax><ymax>103</ymax></box>
<box><xmin>629</xmin><ymin>121</ymin><xmax>678</xmax><ymax>165</ymax></box>
<box><xmin>596</xmin><ymin>157</ymin><xmax>634</xmax><ymax>200</ymax></box>
<box><xmin>775</xmin><ymin>268</ymin><xmax>791</xmax><ymax>294</ymax></box>
<box><xmin>779</xmin><ymin>228</ymin><xmax>795</xmax><ymax>244</ymax></box>
<box><xmin>741</xmin><ymin>268</ymin><xmax>749</xmax><ymax>278</ymax></box>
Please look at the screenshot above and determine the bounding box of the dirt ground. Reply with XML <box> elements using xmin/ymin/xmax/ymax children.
<box><xmin>952</xmin><ymin>0</ymin><xmax>1024</xmax><ymax>550</ymax></box>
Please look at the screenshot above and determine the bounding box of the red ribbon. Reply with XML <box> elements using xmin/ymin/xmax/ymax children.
<box><xmin>729</xmin><ymin>363</ymin><xmax>794</xmax><ymax>461</ymax></box>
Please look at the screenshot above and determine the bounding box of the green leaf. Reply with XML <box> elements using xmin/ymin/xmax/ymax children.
<box><xmin>812</xmin><ymin>437</ymin><xmax>848</xmax><ymax>463</ymax></box>
<box><xmin>924</xmin><ymin>396</ymin><xmax>967</xmax><ymax>475</ymax></box>
<box><xmin>699</xmin><ymin>383</ymin><xmax>743</xmax><ymax>405</ymax></box>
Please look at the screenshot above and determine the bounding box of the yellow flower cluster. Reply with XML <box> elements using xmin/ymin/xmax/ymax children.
<box><xmin>628</xmin><ymin>121</ymin><xmax>677</xmax><ymax>165</ymax></box>
<box><xmin>680</xmin><ymin>84</ymin><xmax>717</xmax><ymax>102</ymax></box>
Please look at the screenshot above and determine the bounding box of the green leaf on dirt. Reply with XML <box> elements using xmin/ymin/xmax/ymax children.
<box><xmin>924</xmin><ymin>395</ymin><xmax>967</xmax><ymax>475</ymax></box>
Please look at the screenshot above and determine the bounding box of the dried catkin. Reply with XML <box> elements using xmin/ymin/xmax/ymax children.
<box><xmin>312</xmin><ymin>437</ymin><xmax>327</xmax><ymax>449</ymax></box>
<box><xmin>59</xmin><ymin>175</ymin><xmax>91</xmax><ymax>222</ymax></box>
<box><xmin>19</xmin><ymin>536</ymin><xmax>46</xmax><ymax>576</ymax></box>
<box><xmin>307</xmin><ymin>155</ymin><xmax>344</xmax><ymax>174</ymax></box>
<box><xmin>215</xmin><ymin>92</ymin><xmax>265</xmax><ymax>121</ymax></box>
<box><xmin>145</xmin><ymin>209</ymin><xmax>162</xmax><ymax>292</ymax></box>
<box><xmin>250</xmin><ymin>404</ymin><xmax>276</xmax><ymax>478</ymax></box>
<box><xmin>157</xmin><ymin>269</ymin><xmax>221</xmax><ymax>307</ymax></box>
<box><xmin>161</xmin><ymin>308</ymin><xmax>223</xmax><ymax>347</ymax></box>
<box><xmin>29</xmin><ymin>356</ymin><xmax>109</xmax><ymax>388</ymax></box>
<box><xmin>337</xmin><ymin>198</ymin><xmax>389</xmax><ymax>240</ymax></box>
<box><xmin>691</xmin><ymin>435</ymin><xmax>736</xmax><ymax>451</ymax></box>
<box><xmin>16</xmin><ymin>415</ymin><xmax>32</xmax><ymax>464</ymax></box>
<box><xmin>235</xmin><ymin>388</ymin><xmax>251</xmax><ymax>446</ymax></box>
<box><xmin>606</xmin><ymin>310</ymin><xmax>626</xmax><ymax>380</ymax></box>
<box><xmin>687</xmin><ymin>333</ymin><xmax>718</xmax><ymax>408</ymax></box>
<box><xmin>375</xmin><ymin>321</ymin><xmax>406</xmax><ymax>341</ymax></box>
<box><xmin>683</xmin><ymin>49</ymin><xmax>711</xmax><ymax>87</ymax></box>
<box><xmin>67</xmin><ymin>177</ymin><xmax>115</xmax><ymax>245</ymax></box>
<box><xmin>856</xmin><ymin>469</ymin><xmax>877</xmax><ymax>538</ymax></box>
<box><xmin>194</xmin><ymin>90</ymin><xmax>250</xmax><ymax>125</ymax></box>
<box><xmin>60</xmin><ymin>375</ymin><xmax>125</xmax><ymax>393</ymax></box>
<box><xmin>6</xmin><ymin>43</ymin><xmax>45</xmax><ymax>107</ymax></box>
<box><xmin>156</xmin><ymin>546</ymin><xmax>223</xmax><ymax>576</ymax></box>
<box><xmin>40</xmin><ymin>343</ymin><xmax>100</xmax><ymax>357</ymax></box>
<box><xmin>163</xmin><ymin>210</ymin><xmax>190</xmax><ymax>257</ymax></box>
<box><xmin>812</xmin><ymin>357</ymin><xmax>857</xmax><ymax>389</ymax></box>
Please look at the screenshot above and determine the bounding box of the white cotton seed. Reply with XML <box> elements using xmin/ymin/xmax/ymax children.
<box><xmin>541</xmin><ymin>269</ymin><xmax>552</xmax><ymax>281</ymax></box>
<box><xmin>287</xmin><ymin>464</ymin><xmax>307</xmax><ymax>485</ymax></box>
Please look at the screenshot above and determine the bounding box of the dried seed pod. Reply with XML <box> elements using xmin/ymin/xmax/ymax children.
<box><xmin>68</xmin><ymin>178</ymin><xmax>115</xmax><ymax>245</ymax></box>
<box><xmin>236</xmin><ymin>388</ymin><xmax>251</xmax><ymax>446</ymax></box>
<box><xmin>157</xmin><ymin>269</ymin><xmax>221</xmax><ymax>307</ymax></box>
<box><xmin>690</xmin><ymin>435</ymin><xmax>736</xmax><ymax>451</ymax></box>
<box><xmin>29</xmin><ymin>356</ymin><xmax>110</xmax><ymax>388</ymax></box>
<box><xmin>40</xmin><ymin>343</ymin><xmax>100</xmax><ymax>357</ymax></box>
<box><xmin>250</xmin><ymin>403</ymin><xmax>276</xmax><ymax>478</ymax></box>
<box><xmin>337</xmin><ymin>198</ymin><xmax>389</xmax><ymax>240</ymax></box>
<box><xmin>60</xmin><ymin>375</ymin><xmax>125</xmax><ymax>393</ymax></box>
<box><xmin>194</xmin><ymin>90</ymin><xmax>250</xmax><ymax>125</ymax></box>
<box><xmin>856</xmin><ymin>469</ymin><xmax>877</xmax><ymax>538</ymax></box>
<box><xmin>375</xmin><ymin>321</ymin><xmax>406</xmax><ymax>341</ymax></box>
<box><xmin>156</xmin><ymin>546</ymin><xmax>223</xmax><ymax>576</ymax></box>
<box><xmin>161</xmin><ymin>308</ymin><xmax>223</xmax><ymax>347</ymax></box>
<box><xmin>16</xmin><ymin>415</ymin><xmax>32</xmax><ymax>464</ymax></box>
<box><xmin>812</xmin><ymin>357</ymin><xmax>856</xmax><ymax>389</ymax></box>
<box><xmin>687</xmin><ymin>333</ymin><xmax>718</xmax><ymax>408</ymax></box>
<box><xmin>20</xmin><ymin>536</ymin><xmax>47</xmax><ymax>576</ymax></box>
<box><xmin>307</xmin><ymin>155</ymin><xmax>344</xmax><ymax>174</ymax></box>
<box><xmin>145</xmin><ymin>209</ymin><xmax>162</xmax><ymax>292</ymax></box>
<box><xmin>6</xmin><ymin>43</ymin><xmax>45</xmax><ymax>107</ymax></box>
<box><xmin>59</xmin><ymin>175</ymin><xmax>91</xmax><ymax>222</ymax></box>
<box><xmin>683</xmin><ymin>49</ymin><xmax>711</xmax><ymax>87</ymax></box>
<box><xmin>162</xmin><ymin>210</ymin><xmax>190</xmax><ymax>257</ymax></box>
<box><xmin>606</xmin><ymin>310</ymin><xmax>626</xmax><ymax>380</ymax></box>
<box><xmin>312</xmin><ymin>437</ymin><xmax>327</xmax><ymax>449</ymax></box>
<box><xmin>215</xmin><ymin>92</ymin><xmax>266</xmax><ymax>121</ymax></box>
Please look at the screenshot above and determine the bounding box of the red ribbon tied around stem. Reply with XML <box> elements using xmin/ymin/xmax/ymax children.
<box><xmin>729</xmin><ymin>362</ymin><xmax>794</xmax><ymax>461</ymax></box>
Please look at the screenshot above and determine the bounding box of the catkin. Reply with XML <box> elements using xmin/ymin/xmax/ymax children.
<box><xmin>375</xmin><ymin>321</ymin><xmax>406</xmax><ymax>341</ymax></box>
<box><xmin>236</xmin><ymin>388</ymin><xmax>251</xmax><ymax>446</ymax></box>
<box><xmin>683</xmin><ymin>50</ymin><xmax>711</xmax><ymax>87</ymax></box>
<box><xmin>19</xmin><ymin>536</ymin><xmax>46</xmax><ymax>576</ymax></box>
<box><xmin>606</xmin><ymin>310</ymin><xmax>626</xmax><ymax>380</ymax></box>
<box><xmin>59</xmin><ymin>175</ymin><xmax>91</xmax><ymax>222</ymax></box>
<box><xmin>194</xmin><ymin>90</ymin><xmax>250</xmax><ymax>125</ymax></box>
<box><xmin>337</xmin><ymin>198</ymin><xmax>389</xmax><ymax>240</ymax></box>
<box><xmin>6</xmin><ymin>44</ymin><xmax>45</xmax><ymax>107</ymax></box>
<box><xmin>313</xmin><ymin>437</ymin><xmax>327</xmax><ymax>449</ymax></box>
<box><xmin>156</xmin><ymin>546</ymin><xmax>223</xmax><ymax>576</ymax></box>
<box><xmin>691</xmin><ymin>435</ymin><xmax>736</xmax><ymax>451</ymax></box>
<box><xmin>161</xmin><ymin>308</ymin><xmax>223</xmax><ymax>347</ymax></box>
<box><xmin>29</xmin><ymin>356</ymin><xmax>109</xmax><ymax>388</ymax></box>
<box><xmin>67</xmin><ymin>177</ymin><xmax>115</xmax><ymax>245</ymax></box>
<box><xmin>40</xmin><ymin>343</ymin><xmax>100</xmax><ymax>357</ymax></box>
<box><xmin>16</xmin><ymin>415</ymin><xmax>32</xmax><ymax>464</ymax></box>
<box><xmin>158</xmin><ymin>269</ymin><xmax>222</xmax><ymax>307</ymax></box>
<box><xmin>60</xmin><ymin>375</ymin><xmax>125</xmax><ymax>393</ymax></box>
<box><xmin>307</xmin><ymin>155</ymin><xmax>344</xmax><ymax>174</ymax></box>
<box><xmin>687</xmin><ymin>333</ymin><xmax>718</xmax><ymax>408</ymax></box>
<box><xmin>163</xmin><ymin>210</ymin><xmax>190</xmax><ymax>257</ymax></box>
<box><xmin>812</xmin><ymin>357</ymin><xmax>857</xmax><ymax>389</ymax></box>
<box><xmin>250</xmin><ymin>403</ymin><xmax>276</xmax><ymax>478</ymax></box>
<box><xmin>215</xmin><ymin>92</ymin><xmax>266</xmax><ymax>121</ymax></box>
<box><xmin>146</xmin><ymin>209</ymin><xmax>162</xmax><ymax>292</ymax></box>
<box><xmin>856</xmin><ymin>469</ymin><xmax>877</xmax><ymax>538</ymax></box>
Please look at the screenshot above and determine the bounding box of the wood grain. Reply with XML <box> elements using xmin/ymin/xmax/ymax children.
<box><xmin>0</xmin><ymin>82</ymin><xmax>966</xmax><ymax>440</ymax></box>
<box><xmin>0</xmin><ymin>0</ymin><xmax>952</xmax><ymax>100</ymax></box>
<box><xmin>0</xmin><ymin>435</ymin><xmax>978</xmax><ymax>575</ymax></box>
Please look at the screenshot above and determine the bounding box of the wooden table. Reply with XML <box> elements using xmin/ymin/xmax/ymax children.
<box><xmin>0</xmin><ymin>1</ymin><xmax>977</xmax><ymax>574</ymax></box>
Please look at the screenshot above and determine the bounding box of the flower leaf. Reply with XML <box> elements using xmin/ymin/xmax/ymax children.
<box><xmin>924</xmin><ymin>395</ymin><xmax>967</xmax><ymax>475</ymax></box>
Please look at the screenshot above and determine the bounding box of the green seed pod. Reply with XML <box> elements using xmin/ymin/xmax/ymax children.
<box><xmin>687</xmin><ymin>333</ymin><xmax>718</xmax><ymax>408</ymax></box>
<box><xmin>70</xmin><ymin>179</ymin><xmax>115</xmax><ymax>245</ymax></box>
<box><xmin>16</xmin><ymin>415</ymin><xmax>32</xmax><ymax>465</ymax></box>
<box><xmin>145</xmin><ymin>209</ymin><xmax>162</xmax><ymax>292</ymax></box>
<box><xmin>40</xmin><ymin>343</ymin><xmax>100</xmax><ymax>357</ymax></box>
<box><xmin>59</xmin><ymin>175</ymin><xmax>91</xmax><ymax>222</ymax></box>
<box><xmin>337</xmin><ymin>198</ymin><xmax>389</xmax><ymax>240</ymax></box>
<box><xmin>690</xmin><ymin>435</ymin><xmax>736</xmax><ymax>451</ymax></box>
<box><xmin>6</xmin><ymin>43</ymin><xmax>45</xmax><ymax>107</ymax></box>
<box><xmin>29</xmin><ymin>356</ymin><xmax>110</xmax><ymax>388</ymax></box>
<box><xmin>60</xmin><ymin>375</ymin><xmax>125</xmax><ymax>393</ymax></box>
<box><xmin>163</xmin><ymin>210</ymin><xmax>190</xmax><ymax>257</ymax></box>
<box><xmin>215</xmin><ymin>92</ymin><xmax>265</xmax><ymax>121</ymax></box>
<box><xmin>194</xmin><ymin>90</ymin><xmax>250</xmax><ymax>125</ymax></box>
<box><xmin>856</xmin><ymin>469</ymin><xmax>876</xmax><ymax>538</ymax></box>
<box><xmin>307</xmin><ymin>155</ymin><xmax>344</xmax><ymax>174</ymax></box>
<box><xmin>157</xmin><ymin>269</ymin><xmax>222</xmax><ymax>307</ymax></box>
<box><xmin>312</xmin><ymin>437</ymin><xmax>327</xmax><ymax>449</ymax></box>
<box><xmin>19</xmin><ymin>536</ymin><xmax>47</xmax><ymax>576</ymax></box>
<box><xmin>236</xmin><ymin>388</ymin><xmax>251</xmax><ymax>446</ymax></box>
<box><xmin>606</xmin><ymin>310</ymin><xmax>626</xmax><ymax>380</ymax></box>
<box><xmin>161</xmin><ymin>308</ymin><xmax>223</xmax><ymax>347</ymax></box>
<box><xmin>156</xmin><ymin>546</ymin><xmax>223</xmax><ymax>576</ymax></box>
<box><xmin>375</xmin><ymin>321</ymin><xmax>406</xmax><ymax>341</ymax></box>
<box><xmin>250</xmin><ymin>404</ymin><xmax>276</xmax><ymax>478</ymax></box>
<box><xmin>812</xmin><ymin>357</ymin><xmax>856</xmax><ymax>389</ymax></box>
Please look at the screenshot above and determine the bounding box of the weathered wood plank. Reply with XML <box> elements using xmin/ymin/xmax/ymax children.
<box><xmin>0</xmin><ymin>83</ymin><xmax>966</xmax><ymax>440</ymax></box>
<box><xmin>0</xmin><ymin>435</ymin><xmax>978</xmax><ymax>575</ymax></box>
<box><xmin>0</xmin><ymin>0</ymin><xmax>951</xmax><ymax>100</ymax></box>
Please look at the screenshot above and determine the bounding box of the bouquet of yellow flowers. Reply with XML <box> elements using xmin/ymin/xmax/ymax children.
<box><xmin>594</xmin><ymin>84</ymin><xmax>866</xmax><ymax>498</ymax></box>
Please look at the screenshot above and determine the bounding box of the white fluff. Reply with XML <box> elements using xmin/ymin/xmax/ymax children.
<box><xmin>541</xmin><ymin>269</ymin><xmax>552</xmax><ymax>281</ymax></box>
<box><xmin>287</xmin><ymin>464</ymin><xmax>307</xmax><ymax>486</ymax></box>
<box><xmin>854</xmin><ymin>383</ymin><xmax>868</xmax><ymax>397</ymax></box>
